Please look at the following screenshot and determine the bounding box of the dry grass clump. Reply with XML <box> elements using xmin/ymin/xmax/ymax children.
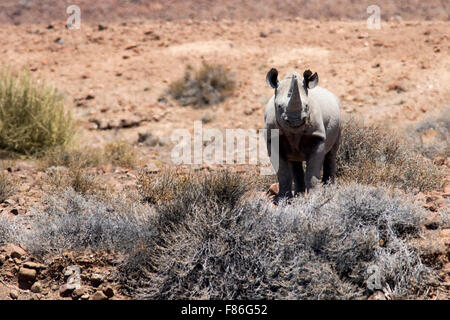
<box><xmin>104</xmin><ymin>140</ymin><xmax>139</xmax><ymax>168</ymax></box>
<box><xmin>137</xmin><ymin>132</ymin><xmax>166</xmax><ymax>147</ymax></box>
<box><xmin>44</xmin><ymin>166</ymin><xmax>103</xmax><ymax>196</ymax></box>
<box><xmin>0</xmin><ymin>172</ymin><xmax>15</xmax><ymax>203</ymax></box>
<box><xmin>13</xmin><ymin>189</ymin><xmax>157</xmax><ymax>256</ymax></box>
<box><xmin>0</xmin><ymin>70</ymin><xmax>74</xmax><ymax>155</ymax></box>
<box><xmin>337</xmin><ymin>118</ymin><xmax>443</xmax><ymax>192</ymax></box>
<box><xmin>39</xmin><ymin>145</ymin><xmax>103</xmax><ymax>170</ymax></box>
<box><xmin>168</xmin><ymin>63</ymin><xmax>235</xmax><ymax>107</ymax></box>
<box><xmin>120</xmin><ymin>171</ymin><xmax>432</xmax><ymax>300</ymax></box>
<box><xmin>406</xmin><ymin>107</ymin><xmax>450</xmax><ymax>159</ymax></box>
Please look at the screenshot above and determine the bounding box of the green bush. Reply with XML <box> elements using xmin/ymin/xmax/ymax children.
<box><xmin>0</xmin><ymin>71</ymin><xmax>74</xmax><ymax>155</ymax></box>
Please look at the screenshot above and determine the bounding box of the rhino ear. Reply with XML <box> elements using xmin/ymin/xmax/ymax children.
<box><xmin>266</xmin><ymin>68</ymin><xmax>278</xmax><ymax>89</ymax></box>
<box><xmin>303</xmin><ymin>70</ymin><xmax>318</xmax><ymax>90</ymax></box>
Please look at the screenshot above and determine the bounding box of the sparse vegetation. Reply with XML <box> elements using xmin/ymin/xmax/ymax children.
<box><xmin>104</xmin><ymin>140</ymin><xmax>139</xmax><ymax>168</ymax></box>
<box><xmin>406</xmin><ymin>107</ymin><xmax>450</xmax><ymax>159</ymax></box>
<box><xmin>0</xmin><ymin>172</ymin><xmax>15</xmax><ymax>203</ymax></box>
<box><xmin>168</xmin><ymin>63</ymin><xmax>235</xmax><ymax>108</ymax></box>
<box><xmin>137</xmin><ymin>132</ymin><xmax>166</xmax><ymax>147</ymax></box>
<box><xmin>337</xmin><ymin>118</ymin><xmax>443</xmax><ymax>192</ymax></box>
<box><xmin>18</xmin><ymin>189</ymin><xmax>156</xmax><ymax>256</ymax></box>
<box><xmin>0</xmin><ymin>70</ymin><xmax>74</xmax><ymax>155</ymax></box>
<box><xmin>40</xmin><ymin>145</ymin><xmax>103</xmax><ymax>170</ymax></box>
<box><xmin>44</xmin><ymin>166</ymin><xmax>104</xmax><ymax>196</ymax></box>
<box><xmin>0</xmin><ymin>170</ymin><xmax>438</xmax><ymax>299</ymax></box>
<box><xmin>124</xmin><ymin>172</ymin><xmax>432</xmax><ymax>299</ymax></box>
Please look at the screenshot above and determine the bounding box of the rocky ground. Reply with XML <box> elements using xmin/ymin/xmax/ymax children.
<box><xmin>0</xmin><ymin>1</ymin><xmax>448</xmax><ymax>300</ymax></box>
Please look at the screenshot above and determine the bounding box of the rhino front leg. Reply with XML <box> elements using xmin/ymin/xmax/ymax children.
<box><xmin>274</xmin><ymin>157</ymin><xmax>293</xmax><ymax>203</ymax></box>
<box><xmin>291</xmin><ymin>161</ymin><xmax>305</xmax><ymax>195</ymax></box>
<box><xmin>305</xmin><ymin>142</ymin><xmax>326</xmax><ymax>191</ymax></box>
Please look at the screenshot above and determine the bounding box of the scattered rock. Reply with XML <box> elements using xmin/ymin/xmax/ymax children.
<box><xmin>368</xmin><ymin>291</ymin><xmax>386</xmax><ymax>300</ymax></box>
<box><xmin>425</xmin><ymin>221</ymin><xmax>440</xmax><ymax>230</ymax></box>
<box><xmin>103</xmin><ymin>286</ymin><xmax>114</xmax><ymax>298</ymax></box>
<box><xmin>60</xmin><ymin>283</ymin><xmax>78</xmax><ymax>297</ymax></box>
<box><xmin>80</xmin><ymin>293</ymin><xmax>90</xmax><ymax>300</ymax></box>
<box><xmin>2</xmin><ymin>244</ymin><xmax>27</xmax><ymax>259</ymax></box>
<box><xmin>10</xmin><ymin>290</ymin><xmax>19</xmax><ymax>300</ymax></box>
<box><xmin>18</xmin><ymin>267</ymin><xmax>36</xmax><ymax>281</ymax></box>
<box><xmin>90</xmin><ymin>291</ymin><xmax>108</xmax><ymax>300</ymax></box>
<box><xmin>387</xmin><ymin>83</ymin><xmax>406</xmax><ymax>93</ymax></box>
<box><xmin>0</xmin><ymin>254</ymin><xmax>5</xmax><ymax>266</ymax></box>
<box><xmin>72</xmin><ymin>287</ymin><xmax>87</xmax><ymax>300</ymax></box>
<box><xmin>125</xmin><ymin>44</ymin><xmax>138</xmax><ymax>50</ymax></box>
<box><xmin>90</xmin><ymin>273</ymin><xmax>104</xmax><ymax>287</ymax></box>
<box><xmin>31</xmin><ymin>282</ymin><xmax>42</xmax><ymax>293</ymax></box>
<box><xmin>23</xmin><ymin>261</ymin><xmax>46</xmax><ymax>270</ymax></box>
<box><xmin>267</xmin><ymin>183</ymin><xmax>279</xmax><ymax>200</ymax></box>
<box><xmin>98</xmin><ymin>24</ymin><xmax>108</xmax><ymax>31</ymax></box>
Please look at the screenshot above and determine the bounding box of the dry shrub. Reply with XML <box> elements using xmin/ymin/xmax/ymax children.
<box><xmin>104</xmin><ymin>140</ymin><xmax>139</xmax><ymax>168</ymax></box>
<box><xmin>40</xmin><ymin>145</ymin><xmax>103</xmax><ymax>170</ymax></box>
<box><xmin>0</xmin><ymin>70</ymin><xmax>74</xmax><ymax>155</ymax></box>
<box><xmin>13</xmin><ymin>189</ymin><xmax>157</xmax><ymax>256</ymax></box>
<box><xmin>44</xmin><ymin>166</ymin><xmax>103</xmax><ymax>196</ymax></box>
<box><xmin>0</xmin><ymin>170</ymin><xmax>435</xmax><ymax>299</ymax></box>
<box><xmin>120</xmin><ymin>171</ymin><xmax>433</xmax><ymax>300</ymax></box>
<box><xmin>0</xmin><ymin>172</ymin><xmax>15</xmax><ymax>203</ymax></box>
<box><xmin>337</xmin><ymin>118</ymin><xmax>443</xmax><ymax>192</ymax></box>
<box><xmin>168</xmin><ymin>63</ymin><xmax>235</xmax><ymax>107</ymax></box>
<box><xmin>406</xmin><ymin>107</ymin><xmax>450</xmax><ymax>159</ymax></box>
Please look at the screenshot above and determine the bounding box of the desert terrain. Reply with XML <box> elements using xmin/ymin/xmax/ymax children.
<box><xmin>0</xmin><ymin>1</ymin><xmax>448</xmax><ymax>300</ymax></box>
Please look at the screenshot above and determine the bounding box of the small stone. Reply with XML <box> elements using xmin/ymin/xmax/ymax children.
<box><xmin>443</xmin><ymin>186</ymin><xmax>450</xmax><ymax>195</ymax></box>
<box><xmin>368</xmin><ymin>290</ymin><xmax>386</xmax><ymax>300</ymax></box>
<box><xmin>90</xmin><ymin>291</ymin><xmax>108</xmax><ymax>300</ymax></box>
<box><xmin>23</xmin><ymin>261</ymin><xmax>46</xmax><ymax>270</ymax></box>
<box><xmin>90</xmin><ymin>273</ymin><xmax>104</xmax><ymax>287</ymax></box>
<box><xmin>72</xmin><ymin>287</ymin><xmax>87</xmax><ymax>300</ymax></box>
<box><xmin>60</xmin><ymin>283</ymin><xmax>77</xmax><ymax>297</ymax></box>
<box><xmin>31</xmin><ymin>282</ymin><xmax>42</xmax><ymax>293</ymax></box>
<box><xmin>2</xmin><ymin>244</ymin><xmax>27</xmax><ymax>259</ymax></box>
<box><xmin>103</xmin><ymin>286</ymin><xmax>114</xmax><ymax>298</ymax></box>
<box><xmin>10</xmin><ymin>290</ymin><xmax>19</xmax><ymax>300</ymax></box>
<box><xmin>0</xmin><ymin>254</ymin><xmax>5</xmax><ymax>265</ymax></box>
<box><xmin>267</xmin><ymin>183</ymin><xmax>279</xmax><ymax>197</ymax></box>
<box><xmin>18</xmin><ymin>267</ymin><xmax>36</xmax><ymax>281</ymax></box>
<box><xmin>80</xmin><ymin>293</ymin><xmax>90</xmax><ymax>300</ymax></box>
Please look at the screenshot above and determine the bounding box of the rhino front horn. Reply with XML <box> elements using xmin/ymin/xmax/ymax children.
<box><xmin>287</xmin><ymin>75</ymin><xmax>301</xmax><ymax>112</ymax></box>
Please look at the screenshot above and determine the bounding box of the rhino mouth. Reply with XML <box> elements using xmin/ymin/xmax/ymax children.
<box><xmin>282</xmin><ymin>112</ymin><xmax>304</xmax><ymax>128</ymax></box>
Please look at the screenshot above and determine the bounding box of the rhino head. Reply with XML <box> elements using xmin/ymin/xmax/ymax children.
<box><xmin>266</xmin><ymin>68</ymin><xmax>318</xmax><ymax>131</ymax></box>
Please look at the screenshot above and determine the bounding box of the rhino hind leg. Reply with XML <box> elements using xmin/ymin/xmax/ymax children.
<box><xmin>322</xmin><ymin>140</ymin><xmax>339</xmax><ymax>184</ymax></box>
<box><xmin>291</xmin><ymin>161</ymin><xmax>305</xmax><ymax>195</ymax></box>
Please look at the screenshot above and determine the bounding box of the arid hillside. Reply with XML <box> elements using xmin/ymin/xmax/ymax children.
<box><xmin>0</xmin><ymin>0</ymin><xmax>448</xmax><ymax>25</ymax></box>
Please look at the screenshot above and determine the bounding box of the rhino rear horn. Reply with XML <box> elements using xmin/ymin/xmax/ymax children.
<box><xmin>266</xmin><ymin>68</ymin><xmax>279</xmax><ymax>89</ymax></box>
<box><xmin>303</xmin><ymin>69</ymin><xmax>318</xmax><ymax>91</ymax></box>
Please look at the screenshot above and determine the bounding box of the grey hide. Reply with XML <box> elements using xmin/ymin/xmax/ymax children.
<box><xmin>265</xmin><ymin>68</ymin><xmax>341</xmax><ymax>202</ymax></box>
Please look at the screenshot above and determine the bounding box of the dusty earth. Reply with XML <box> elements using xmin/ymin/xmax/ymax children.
<box><xmin>0</xmin><ymin>1</ymin><xmax>449</xmax><ymax>300</ymax></box>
